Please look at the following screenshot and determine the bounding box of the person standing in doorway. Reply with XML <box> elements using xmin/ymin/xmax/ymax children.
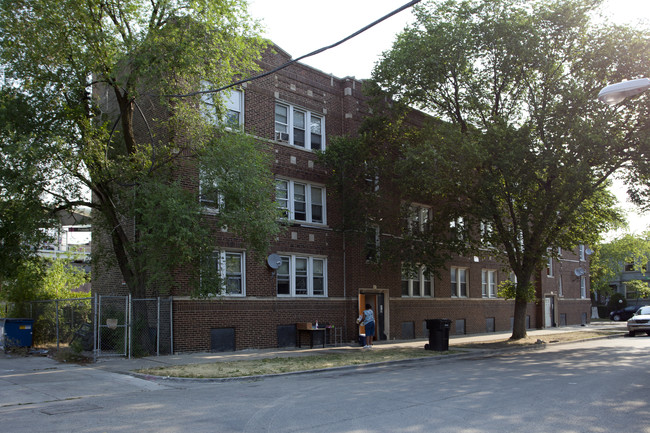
<box><xmin>357</xmin><ymin>304</ymin><xmax>375</xmax><ymax>348</ymax></box>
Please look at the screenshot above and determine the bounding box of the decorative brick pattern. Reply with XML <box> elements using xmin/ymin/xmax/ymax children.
<box><xmin>93</xmin><ymin>44</ymin><xmax>591</xmax><ymax>352</ymax></box>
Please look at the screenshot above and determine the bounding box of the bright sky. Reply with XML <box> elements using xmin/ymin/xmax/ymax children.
<box><xmin>248</xmin><ymin>0</ymin><xmax>650</xmax><ymax>238</ymax></box>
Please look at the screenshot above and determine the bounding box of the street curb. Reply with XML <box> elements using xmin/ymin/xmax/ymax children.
<box><xmin>129</xmin><ymin>332</ymin><xmax>626</xmax><ymax>383</ymax></box>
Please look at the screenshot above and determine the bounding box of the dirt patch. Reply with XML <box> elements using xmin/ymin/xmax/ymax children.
<box><xmin>136</xmin><ymin>330</ymin><xmax>621</xmax><ymax>379</ymax></box>
<box><xmin>454</xmin><ymin>330</ymin><xmax>617</xmax><ymax>350</ymax></box>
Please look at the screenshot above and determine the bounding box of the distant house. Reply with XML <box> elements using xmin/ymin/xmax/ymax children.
<box><xmin>92</xmin><ymin>44</ymin><xmax>591</xmax><ymax>352</ymax></box>
<box><xmin>608</xmin><ymin>260</ymin><xmax>650</xmax><ymax>306</ymax></box>
<box><xmin>40</xmin><ymin>209</ymin><xmax>91</xmax><ymax>261</ymax></box>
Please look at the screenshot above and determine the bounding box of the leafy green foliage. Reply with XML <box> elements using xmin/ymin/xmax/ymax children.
<box><xmin>0</xmin><ymin>0</ymin><xmax>278</xmax><ymax>297</ymax></box>
<box><xmin>1</xmin><ymin>257</ymin><xmax>89</xmax><ymax>305</ymax></box>
<box><xmin>590</xmin><ymin>233</ymin><xmax>650</xmax><ymax>297</ymax></box>
<box><xmin>607</xmin><ymin>292</ymin><xmax>627</xmax><ymax>310</ymax></box>
<box><xmin>0</xmin><ymin>89</ymin><xmax>59</xmax><ymax>281</ymax></box>
<box><xmin>370</xmin><ymin>0</ymin><xmax>649</xmax><ymax>338</ymax></box>
<box><xmin>497</xmin><ymin>280</ymin><xmax>536</xmax><ymax>303</ymax></box>
<box><xmin>624</xmin><ymin>279</ymin><xmax>650</xmax><ymax>301</ymax></box>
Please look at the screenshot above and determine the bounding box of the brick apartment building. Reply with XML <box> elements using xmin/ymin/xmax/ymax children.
<box><xmin>93</xmin><ymin>44</ymin><xmax>592</xmax><ymax>352</ymax></box>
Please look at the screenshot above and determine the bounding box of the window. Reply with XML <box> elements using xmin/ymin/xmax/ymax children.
<box><xmin>224</xmin><ymin>90</ymin><xmax>243</xmax><ymax>128</ymax></box>
<box><xmin>482</xmin><ymin>269</ymin><xmax>497</xmax><ymax>298</ymax></box>
<box><xmin>204</xmin><ymin>251</ymin><xmax>245</xmax><ymax>296</ymax></box>
<box><xmin>275</xmin><ymin>179</ymin><xmax>326</xmax><ymax>224</ymax></box>
<box><xmin>201</xmin><ymin>85</ymin><xmax>243</xmax><ymax>128</ymax></box>
<box><xmin>450</xmin><ymin>217</ymin><xmax>466</xmax><ymax>240</ymax></box>
<box><xmin>579</xmin><ymin>244</ymin><xmax>586</xmax><ymax>261</ymax></box>
<box><xmin>199</xmin><ymin>170</ymin><xmax>224</xmax><ymax>214</ymax></box>
<box><xmin>365</xmin><ymin>225</ymin><xmax>380</xmax><ymax>262</ymax></box>
<box><xmin>546</xmin><ymin>250</ymin><xmax>554</xmax><ymax>277</ymax></box>
<box><xmin>480</xmin><ymin>221</ymin><xmax>493</xmax><ymax>247</ymax></box>
<box><xmin>274</xmin><ymin>102</ymin><xmax>325</xmax><ymax>150</ymax></box>
<box><xmin>401</xmin><ymin>265</ymin><xmax>433</xmax><ymax>297</ymax></box>
<box><xmin>451</xmin><ymin>267</ymin><xmax>468</xmax><ymax>297</ymax></box>
<box><xmin>364</xmin><ymin>161</ymin><xmax>380</xmax><ymax>192</ymax></box>
<box><xmin>580</xmin><ymin>276</ymin><xmax>587</xmax><ymax>299</ymax></box>
<box><xmin>276</xmin><ymin>255</ymin><xmax>327</xmax><ymax>297</ymax></box>
<box><xmin>408</xmin><ymin>205</ymin><xmax>431</xmax><ymax>233</ymax></box>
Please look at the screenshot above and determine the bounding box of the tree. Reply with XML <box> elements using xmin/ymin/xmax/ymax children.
<box><xmin>591</xmin><ymin>232</ymin><xmax>650</xmax><ymax>299</ymax></box>
<box><xmin>0</xmin><ymin>88</ymin><xmax>56</xmax><ymax>283</ymax></box>
<box><xmin>0</xmin><ymin>0</ymin><xmax>281</xmax><ymax>298</ymax></box>
<box><xmin>371</xmin><ymin>0</ymin><xmax>649</xmax><ymax>339</ymax></box>
<box><xmin>624</xmin><ymin>280</ymin><xmax>650</xmax><ymax>302</ymax></box>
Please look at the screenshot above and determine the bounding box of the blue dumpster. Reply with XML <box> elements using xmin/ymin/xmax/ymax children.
<box><xmin>1</xmin><ymin>318</ymin><xmax>34</xmax><ymax>349</ymax></box>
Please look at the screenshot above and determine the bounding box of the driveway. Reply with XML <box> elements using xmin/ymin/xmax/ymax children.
<box><xmin>0</xmin><ymin>353</ymin><xmax>173</xmax><ymax>409</ymax></box>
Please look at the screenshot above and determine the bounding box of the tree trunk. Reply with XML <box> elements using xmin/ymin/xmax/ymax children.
<box><xmin>510</xmin><ymin>296</ymin><xmax>528</xmax><ymax>340</ymax></box>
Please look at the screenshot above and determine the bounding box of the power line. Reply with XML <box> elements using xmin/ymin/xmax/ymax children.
<box><xmin>164</xmin><ymin>0</ymin><xmax>421</xmax><ymax>99</ymax></box>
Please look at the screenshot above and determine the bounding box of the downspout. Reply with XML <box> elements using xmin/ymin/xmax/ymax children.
<box><xmin>343</xmin><ymin>231</ymin><xmax>347</xmax><ymax>342</ymax></box>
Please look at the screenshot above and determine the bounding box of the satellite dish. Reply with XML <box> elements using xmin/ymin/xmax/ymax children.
<box><xmin>267</xmin><ymin>253</ymin><xmax>282</xmax><ymax>270</ymax></box>
<box><xmin>574</xmin><ymin>267</ymin><xmax>586</xmax><ymax>277</ymax></box>
<box><xmin>585</xmin><ymin>248</ymin><xmax>594</xmax><ymax>256</ymax></box>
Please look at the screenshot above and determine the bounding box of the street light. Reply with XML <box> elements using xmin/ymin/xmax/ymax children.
<box><xmin>598</xmin><ymin>78</ymin><xmax>650</xmax><ymax>105</ymax></box>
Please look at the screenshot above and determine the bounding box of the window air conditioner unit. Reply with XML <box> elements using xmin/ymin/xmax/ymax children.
<box><xmin>275</xmin><ymin>132</ymin><xmax>289</xmax><ymax>142</ymax></box>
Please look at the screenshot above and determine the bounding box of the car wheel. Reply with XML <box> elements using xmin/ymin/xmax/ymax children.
<box><xmin>629</xmin><ymin>331</ymin><xmax>636</xmax><ymax>337</ymax></box>
<box><xmin>646</xmin><ymin>331</ymin><xmax>650</xmax><ymax>336</ymax></box>
<box><xmin>613</xmin><ymin>314</ymin><xmax>621</xmax><ymax>321</ymax></box>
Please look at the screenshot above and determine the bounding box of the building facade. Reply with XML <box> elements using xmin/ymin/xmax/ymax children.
<box><xmin>93</xmin><ymin>45</ymin><xmax>592</xmax><ymax>352</ymax></box>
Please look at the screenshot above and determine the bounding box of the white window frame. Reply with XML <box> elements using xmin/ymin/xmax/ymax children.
<box><xmin>482</xmin><ymin>269</ymin><xmax>497</xmax><ymax>298</ymax></box>
<box><xmin>274</xmin><ymin>102</ymin><xmax>325</xmax><ymax>151</ymax></box>
<box><xmin>401</xmin><ymin>265</ymin><xmax>433</xmax><ymax>297</ymax></box>
<box><xmin>201</xmin><ymin>83</ymin><xmax>244</xmax><ymax>128</ymax></box>
<box><xmin>204</xmin><ymin>250</ymin><xmax>245</xmax><ymax>296</ymax></box>
<box><xmin>450</xmin><ymin>217</ymin><xmax>466</xmax><ymax>240</ymax></box>
<box><xmin>480</xmin><ymin>221</ymin><xmax>493</xmax><ymax>247</ymax></box>
<box><xmin>579</xmin><ymin>244</ymin><xmax>586</xmax><ymax>262</ymax></box>
<box><xmin>451</xmin><ymin>267</ymin><xmax>468</xmax><ymax>298</ymax></box>
<box><xmin>275</xmin><ymin>178</ymin><xmax>326</xmax><ymax>225</ymax></box>
<box><xmin>408</xmin><ymin>205</ymin><xmax>431</xmax><ymax>233</ymax></box>
<box><xmin>276</xmin><ymin>255</ymin><xmax>327</xmax><ymax>297</ymax></box>
<box><xmin>580</xmin><ymin>276</ymin><xmax>587</xmax><ymax>299</ymax></box>
<box><xmin>546</xmin><ymin>250</ymin><xmax>554</xmax><ymax>277</ymax></box>
<box><xmin>199</xmin><ymin>169</ymin><xmax>225</xmax><ymax>214</ymax></box>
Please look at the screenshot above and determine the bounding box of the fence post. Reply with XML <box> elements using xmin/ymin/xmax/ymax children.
<box><xmin>93</xmin><ymin>293</ymin><xmax>98</xmax><ymax>363</ymax></box>
<box><xmin>55</xmin><ymin>299</ymin><xmax>60</xmax><ymax>350</ymax></box>
<box><xmin>127</xmin><ymin>294</ymin><xmax>132</xmax><ymax>360</ymax></box>
<box><xmin>156</xmin><ymin>297</ymin><xmax>160</xmax><ymax>356</ymax></box>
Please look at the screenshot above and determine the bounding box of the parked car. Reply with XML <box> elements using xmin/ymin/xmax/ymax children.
<box><xmin>627</xmin><ymin>306</ymin><xmax>650</xmax><ymax>337</ymax></box>
<box><xmin>610</xmin><ymin>306</ymin><xmax>638</xmax><ymax>321</ymax></box>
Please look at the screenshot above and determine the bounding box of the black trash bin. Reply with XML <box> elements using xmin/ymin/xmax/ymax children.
<box><xmin>424</xmin><ymin>319</ymin><xmax>451</xmax><ymax>351</ymax></box>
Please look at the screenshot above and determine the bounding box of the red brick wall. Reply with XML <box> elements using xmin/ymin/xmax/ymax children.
<box><xmin>93</xmin><ymin>44</ymin><xmax>592</xmax><ymax>352</ymax></box>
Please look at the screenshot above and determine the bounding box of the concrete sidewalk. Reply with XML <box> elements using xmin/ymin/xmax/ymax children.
<box><xmin>0</xmin><ymin>321</ymin><xmax>626</xmax><ymax>412</ymax></box>
<box><xmin>88</xmin><ymin>321</ymin><xmax>627</xmax><ymax>374</ymax></box>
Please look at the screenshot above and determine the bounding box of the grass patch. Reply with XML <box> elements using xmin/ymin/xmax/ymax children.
<box><xmin>135</xmin><ymin>330</ymin><xmax>623</xmax><ymax>379</ymax></box>
<box><xmin>137</xmin><ymin>347</ymin><xmax>458</xmax><ymax>379</ymax></box>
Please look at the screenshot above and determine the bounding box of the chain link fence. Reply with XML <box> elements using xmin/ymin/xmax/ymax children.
<box><xmin>1</xmin><ymin>295</ymin><xmax>173</xmax><ymax>359</ymax></box>
<box><xmin>1</xmin><ymin>298</ymin><xmax>92</xmax><ymax>350</ymax></box>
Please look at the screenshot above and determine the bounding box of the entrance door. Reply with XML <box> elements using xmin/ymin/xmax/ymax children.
<box><xmin>358</xmin><ymin>292</ymin><xmax>386</xmax><ymax>341</ymax></box>
<box><xmin>544</xmin><ymin>296</ymin><xmax>555</xmax><ymax>328</ymax></box>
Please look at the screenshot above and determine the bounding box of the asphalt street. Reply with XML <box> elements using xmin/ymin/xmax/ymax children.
<box><xmin>0</xmin><ymin>326</ymin><xmax>647</xmax><ymax>433</ymax></box>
